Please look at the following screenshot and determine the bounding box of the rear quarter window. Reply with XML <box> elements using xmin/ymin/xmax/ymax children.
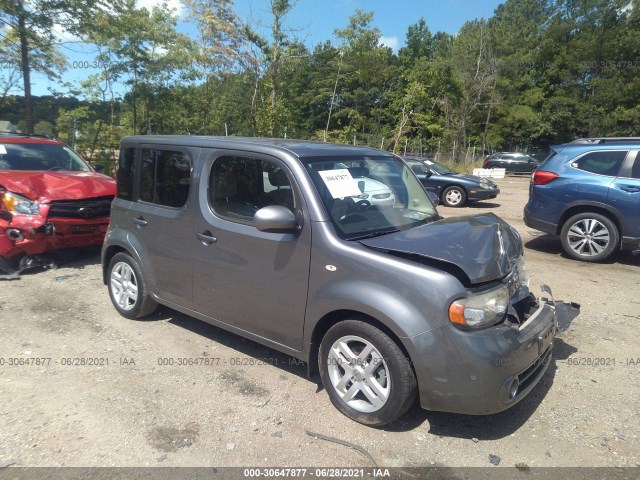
<box><xmin>140</xmin><ymin>149</ymin><xmax>191</xmax><ymax>208</ymax></box>
<box><xmin>573</xmin><ymin>151</ymin><xmax>628</xmax><ymax>176</ymax></box>
<box><xmin>117</xmin><ymin>148</ymin><xmax>135</xmax><ymax>200</ymax></box>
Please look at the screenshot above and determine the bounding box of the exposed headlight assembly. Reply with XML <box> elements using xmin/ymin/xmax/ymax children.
<box><xmin>0</xmin><ymin>191</ymin><xmax>41</xmax><ymax>216</ymax></box>
<box><xmin>449</xmin><ymin>284</ymin><xmax>509</xmax><ymax>330</ymax></box>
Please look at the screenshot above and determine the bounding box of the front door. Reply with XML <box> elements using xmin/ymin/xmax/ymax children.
<box><xmin>192</xmin><ymin>151</ymin><xmax>311</xmax><ymax>349</ymax></box>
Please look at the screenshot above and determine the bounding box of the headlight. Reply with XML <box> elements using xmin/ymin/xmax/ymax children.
<box><xmin>480</xmin><ymin>182</ymin><xmax>492</xmax><ymax>189</ymax></box>
<box><xmin>0</xmin><ymin>192</ymin><xmax>41</xmax><ymax>215</ymax></box>
<box><xmin>354</xmin><ymin>193</ymin><xmax>369</xmax><ymax>199</ymax></box>
<box><xmin>449</xmin><ymin>284</ymin><xmax>509</xmax><ymax>330</ymax></box>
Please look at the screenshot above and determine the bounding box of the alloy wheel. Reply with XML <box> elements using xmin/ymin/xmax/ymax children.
<box><xmin>326</xmin><ymin>335</ymin><xmax>390</xmax><ymax>413</ymax></box>
<box><xmin>110</xmin><ymin>261</ymin><xmax>139</xmax><ymax>311</ymax></box>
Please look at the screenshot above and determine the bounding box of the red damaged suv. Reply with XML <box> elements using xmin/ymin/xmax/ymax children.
<box><xmin>0</xmin><ymin>133</ymin><xmax>116</xmax><ymax>273</ymax></box>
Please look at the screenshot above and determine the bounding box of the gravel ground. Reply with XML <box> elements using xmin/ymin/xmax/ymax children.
<box><xmin>0</xmin><ymin>177</ymin><xmax>639</xmax><ymax>471</ymax></box>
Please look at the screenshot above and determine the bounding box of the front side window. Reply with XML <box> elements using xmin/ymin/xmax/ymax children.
<box><xmin>302</xmin><ymin>155</ymin><xmax>438</xmax><ymax>240</ymax></box>
<box><xmin>140</xmin><ymin>149</ymin><xmax>191</xmax><ymax>207</ymax></box>
<box><xmin>574</xmin><ymin>151</ymin><xmax>628</xmax><ymax>176</ymax></box>
<box><xmin>209</xmin><ymin>156</ymin><xmax>294</xmax><ymax>223</ymax></box>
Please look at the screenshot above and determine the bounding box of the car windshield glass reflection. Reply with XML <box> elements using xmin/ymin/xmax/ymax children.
<box><xmin>0</xmin><ymin>143</ymin><xmax>90</xmax><ymax>171</ymax></box>
<box><xmin>302</xmin><ymin>155</ymin><xmax>438</xmax><ymax>240</ymax></box>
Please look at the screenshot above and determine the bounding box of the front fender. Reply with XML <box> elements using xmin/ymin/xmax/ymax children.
<box><xmin>304</xmin><ymin>278</ymin><xmax>455</xmax><ymax>343</ymax></box>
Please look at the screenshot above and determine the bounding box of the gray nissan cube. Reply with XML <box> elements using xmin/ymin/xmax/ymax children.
<box><xmin>102</xmin><ymin>136</ymin><xmax>560</xmax><ymax>426</ymax></box>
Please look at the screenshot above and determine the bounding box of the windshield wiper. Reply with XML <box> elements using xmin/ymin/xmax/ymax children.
<box><xmin>349</xmin><ymin>229</ymin><xmax>400</xmax><ymax>241</ymax></box>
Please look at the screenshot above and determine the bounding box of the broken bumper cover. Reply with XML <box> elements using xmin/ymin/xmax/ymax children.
<box><xmin>406</xmin><ymin>290</ymin><xmax>576</xmax><ymax>415</ymax></box>
<box><xmin>0</xmin><ymin>216</ymin><xmax>109</xmax><ymax>264</ymax></box>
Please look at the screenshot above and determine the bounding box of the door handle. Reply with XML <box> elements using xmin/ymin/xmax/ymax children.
<box><xmin>197</xmin><ymin>231</ymin><xmax>217</xmax><ymax>245</ymax></box>
<box><xmin>132</xmin><ymin>216</ymin><xmax>148</xmax><ymax>227</ymax></box>
<box><xmin>620</xmin><ymin>186</ymin><xmax>640</xmax><ymax>193</ymax></box>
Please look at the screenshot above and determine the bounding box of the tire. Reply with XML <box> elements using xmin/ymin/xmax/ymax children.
<box><xmin>441</xmin><ymin>186</ymin><xmax>467</xmax><ymax>207</ymax></box>
<box><xmin>107</xmin><ymin>252</ymin><xmax>157</xmax><ymax>319</ymax></box>
<box><xmin>319</xmin><ymin>319</ymin><xmax>417</xmax><ymax>426</ymax></box>
<box><xmin>560</xmin><ymin>212</ymin><xmax>619</xmax><ymax>262</ymax></box>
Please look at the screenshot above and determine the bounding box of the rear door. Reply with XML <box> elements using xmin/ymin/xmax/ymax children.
<box><xmin>191</xmin><ymin>150</ymin><xmax>311</xmax><ymax>349</ymax></box>
<box><xmin>124</xmin><ymin>145</ymin><xmax>196</xmax><ymax>307</ymax></box>
<box><xmin>608</xmin><ymin>150</ymin><xmax>640</xmax><ymax>239</ymax></box>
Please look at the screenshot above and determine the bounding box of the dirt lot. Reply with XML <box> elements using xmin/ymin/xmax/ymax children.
<box><xmin>1</xmin><ymin>177</ymin><xmax>639</xmax><ymax>471</ymax></box>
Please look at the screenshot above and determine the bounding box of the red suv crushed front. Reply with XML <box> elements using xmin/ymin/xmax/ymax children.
<box><xmin>0</xmin><ymin>135</ymin><xmax>116</xmax><ymax>273</ymax></box>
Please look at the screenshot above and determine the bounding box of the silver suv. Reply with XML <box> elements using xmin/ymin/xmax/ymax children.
<box><xmin>102</xmin><ymin>136</ymin><xmax>562</xmax><ymax>426</ymax></box>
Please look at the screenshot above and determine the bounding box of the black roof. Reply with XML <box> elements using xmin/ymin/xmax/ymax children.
<box><xmin>121</xmin><ymin>135</ymin><xmax>390</xmax><ymax>158</ymax></box>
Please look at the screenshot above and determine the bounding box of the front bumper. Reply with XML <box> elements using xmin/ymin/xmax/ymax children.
<box><xmin>407</xmin><ymin>298</ymin><xmax>558</xmax><ymax>415</ymax></box>
<box><xmin>0</xmin><ymin>216</ymin><xmax>109</xmax><ymax>262</ymax></box>
<box><xmin>467</xmin><ymin>187</ymin><xmax>500</xmax><ymax>202</ymax></box>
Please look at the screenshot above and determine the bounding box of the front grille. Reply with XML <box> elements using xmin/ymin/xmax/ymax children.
<box><xmin>47</xmin><ymin>196</ymin><xmax>114</xmax><ymax>219</ymax></box>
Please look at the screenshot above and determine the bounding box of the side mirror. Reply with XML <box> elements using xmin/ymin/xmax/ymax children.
<box><xmin>255</xmin><ymin>205</ymin><xmax>299</xmax><ymax>234</ymax></box>
<box><xmin>94</xmin><ymin>163</ymin><xmax>105</xmax><ymax>173</ymax></box>
<box><xmin>424</xmin><ymin>170</ymin><xmax>433</xmax><ymax>178</ymax></box>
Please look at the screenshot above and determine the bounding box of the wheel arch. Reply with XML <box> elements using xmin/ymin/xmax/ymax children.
<box><xmin>306</xmin><ymin>309</ymin><xmax>415</xmax><ymax>378</ymax></box>
<box><xmin>557</xmin><ymin>203</ymin><xmax>624</xmax><ymax>241</ymax></box>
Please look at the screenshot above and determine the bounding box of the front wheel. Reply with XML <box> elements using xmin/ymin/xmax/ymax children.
<box><xmin>560</xmin><ymin>212</ymin><xmax>619</xmax><ymax>262</ymax></box>
<box><xmin>107</xmin><ymin>252</ymin><xmax>157</xmax><ymax>319</ymax></box>
<box><xmin>442</xmin><ymin>186</ymin><xmax>467</xmax><ymax>207</ymax></box>
<box><xmin>319</xmin><ymin>319</ymin><xmax>417</xmax><ymax>426</ymax></box>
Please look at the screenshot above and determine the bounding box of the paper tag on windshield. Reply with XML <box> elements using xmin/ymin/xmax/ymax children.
<box><xmin>424</xmin><ymin>160</ymin><xmax>433</xmax><ymax>165</ymax></box>
<box><xmin>0</xmin><ymin>145</ymin><xmax>7</xmax><ymax>155</ymax></box>
<box><xmin>318</xmin><ymin>169</ymin><xmax>362</xmax><ymax>199</ymax></box>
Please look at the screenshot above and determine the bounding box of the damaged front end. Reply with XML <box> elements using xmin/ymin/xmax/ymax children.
<box><xmin>360</xmin><ymin>213</ymin><xmax>580</xmax><ymax>413</ymax></box>
<box><xmin>0</xmin><ymin>187</ymin><xmax>112</xmax><ymax>277</ymax></box>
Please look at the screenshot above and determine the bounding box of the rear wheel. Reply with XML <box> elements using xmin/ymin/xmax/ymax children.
<box><xmin>107</xmin><ymin>252</ymin><xmax>157</xmax><ymax>319</ymax></box>
<box><xmin>560</xmin><ymin>212</ymin><xmax>619</xmax><ymax>262</ymax></box>
<box><xmin>319</xmin><ymin>319</ymin><xmax>417</xmax><ymax>426</ymax></box>
<box><xmin>442</xmin><ymin>186</ymin><xmax>467</xmax><ymax>207</ymax></box>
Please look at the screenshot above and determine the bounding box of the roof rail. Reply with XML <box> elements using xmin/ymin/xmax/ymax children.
<box><xmin>570</xmin><ymin>137</ymin><xmax>640</xmax><ymax>144</ymax></box>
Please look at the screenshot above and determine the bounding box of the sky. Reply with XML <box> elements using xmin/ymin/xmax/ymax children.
<box><xmin>23</xmin><ymin>0</ymin><xmax>505</xmax><ymax>97</ymax></box>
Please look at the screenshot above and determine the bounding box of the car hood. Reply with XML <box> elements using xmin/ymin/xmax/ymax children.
<box><xmin>359</xmin><ymin>213</ymin><xmax>522</xmax><ymax>284</ymax></box>
<box><xmin>0</xmin><ymin>171</ymin><xmax>116</xmax><ymax>202</ymax></box>
<box><xmin>452</xmin><ymin>173</ymin><xmax>493</xmax><ymax>184</ymax></box>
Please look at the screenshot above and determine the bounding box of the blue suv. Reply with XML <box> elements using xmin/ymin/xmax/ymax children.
<box><xmin>524</xmin><ymin>138</ymin><xmax>640</xmax><ymax>262</ymax></box>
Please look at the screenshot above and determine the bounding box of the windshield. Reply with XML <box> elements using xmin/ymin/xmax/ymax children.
<box><xmin>302</xmin><ymin>155</ymin><xmax>438</xmax><ymax>240</ymax></box>
<box><xmin>427</xmin><ymin>161</ymin><xmax>453</xmax><ymax>175</ymax></box>
<box><xmin>0</xmin><ymin>143</ymin><xmax>91</xmax><ymax>172</ymax></box>
<box><xmin>407</xmin><ymin>159</ymin><xmax>453</xmax><ymax>175</ymax></box>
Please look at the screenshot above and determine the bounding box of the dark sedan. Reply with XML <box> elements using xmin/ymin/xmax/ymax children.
<box><xmin>404</xmin><ymin>157</ymin><xmax>500</xmax><ymax>207</ymax></box>
<box><xmin>483</xmin><ymin>152</ymin><xmax>540</xmax><ymax>173</ymax></box>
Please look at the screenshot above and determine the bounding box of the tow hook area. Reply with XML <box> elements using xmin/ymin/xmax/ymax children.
<box><xmin>538</xmin><ymin>283</ymin><xmax>580</xmax><ymax>334</ymax></box>
<box><xmin>0</xmin><ymin>254</ymin><xmax>58</xmax><ymax>280</ymax></box>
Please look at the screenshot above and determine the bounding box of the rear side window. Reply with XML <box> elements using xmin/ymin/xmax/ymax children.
<box><xmin>573</xmin><ymin>151</ymin><xmax>627</xmax><ymax>176</ymax></box>
<box><xmin>209</xmin><ymin>156</ymin><xmax>293</xmax><ymax>223</ymax></box>
<box><xmin>117</xmin><ymin>148</ymin><xmax>135</xmax><ymax>200</ymax></box>
<box><xmin>140</xmin><ymin>149</ymin><xmax>191</xmax><ymax>207</ymax></box>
